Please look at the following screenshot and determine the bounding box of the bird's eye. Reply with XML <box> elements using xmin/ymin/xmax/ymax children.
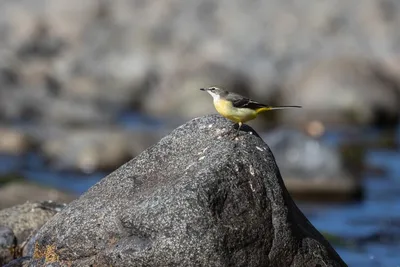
<box><xmin>210</xmin><ymin>87</ymin><xmax>215</xmax><ymax>91</ymax></box>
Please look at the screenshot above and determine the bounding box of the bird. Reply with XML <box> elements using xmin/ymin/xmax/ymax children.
<box><xmin>200</xmin><ymin>87</ymin><xmax>301</xmax><ymax>136</ymax></box>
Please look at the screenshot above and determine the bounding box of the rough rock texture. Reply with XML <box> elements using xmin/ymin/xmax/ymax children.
<box><xmin>0</xmin><ymin>202</ymin><xmax>66</xmax><ymax>266</ymax></box>
<box><xmin>0</xmin><ymin>226</ymin><xmax>16</xmax><ymax>266</ymax></box>
<box><xmin>2</xmin><ymin>256</ymin><xmax>31</xmax><ymax>267</ymax></box>
<box><xmin>25</xmin><ymin>115</ymin><xmax>346</xmax><ymax>266</ymax></box>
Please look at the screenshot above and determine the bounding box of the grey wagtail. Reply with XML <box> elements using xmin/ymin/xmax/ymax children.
<box><xmin>200</xmin><ymin>87</ymin><xmax>301</xmax><ymax>135</ymax></box>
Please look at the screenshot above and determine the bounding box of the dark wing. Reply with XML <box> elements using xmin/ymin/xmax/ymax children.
<box><xmin>227</xmin><ymin>93</ymin><xmax>268</xmax><ymax>109</ymax></box>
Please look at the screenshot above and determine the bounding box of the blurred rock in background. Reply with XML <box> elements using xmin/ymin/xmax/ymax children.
<box><xmin>0</xmin><ymin>0</ymin><xmax>400</xmax><ymax>125</ymax></box>
<box><xmin>0</xmin><ymin>182</ymin><xmax>75</xmax><ymax>210</ymax></box>
<box><xmin>0</xmin><ymin>128</ymin><xmax>32</xmax><ymax>155</ymax></box>
<box><xmin>282</xmin><ymin>57</ymin><xmax>400</xmax><ymax>127</ymax></box>
<box><xmin>262</xmin><ymin>129</ymin><xmax>363</xmax><ymax>202</ymax></box>
<box><xmin>39</xmin><ymin>127</ymin><xmax>164</xmax><ymax>172</ymax></box>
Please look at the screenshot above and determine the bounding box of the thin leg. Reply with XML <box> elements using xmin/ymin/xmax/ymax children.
<box><xmin>236</xmin><ymin>122</ymin><xmax>242</xmax><ymax>135</ymax></box>
<box><xmin>231</xmin><ymin>122</ymin><xmax>242</xmax><ymax>140</ymax></box>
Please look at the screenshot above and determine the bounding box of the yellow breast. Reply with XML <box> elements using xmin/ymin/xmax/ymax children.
<box><xmin>213</xmin><ymin>99</ymin><xmax>257</xmax><ymax>123</ymax></box>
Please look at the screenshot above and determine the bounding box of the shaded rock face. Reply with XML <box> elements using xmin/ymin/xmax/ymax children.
<box><xmin>26</xmin><ymin>115</ymin><xmax>346</xmax><ymax>266</ymax></box>
<box><xmin>0</xmin><ymin>226</ymin><xmax>16</xmax><ymax>266</ymax></box>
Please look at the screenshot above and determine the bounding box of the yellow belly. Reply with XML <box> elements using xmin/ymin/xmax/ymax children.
<box><xmin>213</xmin><ymin>99</ymin><xmax>257</xmax><ymax>123</ymax></box>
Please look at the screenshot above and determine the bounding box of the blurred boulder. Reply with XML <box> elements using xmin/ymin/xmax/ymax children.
<box><xmin>41</xmin><ymin>129</ymin><xmax>132</xmax><ymax>173</ymax></box>
<box><xmin>0</xmin><ymin>182</ymin><xmax>76</xmax><ymax>210</ymax></box>
<box><xmin>0</xmin><ymin>128</ymin><xmax>32</xmax><ymax>155</ymax></box>
<box><xmin>1</xmin><ymin>0</ymin><xmax>400</xmax><ymax>124</ymax></box>
<box><xmin>282</xmin><ymin>57</ymin><xmax>400</xmax><ymax>127</ymax></box>
<box><xmin>0</xmin><ymin>74</ymin><xmax>115</xmax><ymax>125</ymax></box>
<box><xmin>262</xmin><ymin>128</ymin><xmax>362</xmax><ymax>202</ymax></box>
<box><xmin>41</xmin><ymin>128</ymin><xmax>162</xmax><ymax>173</ymax></box>
<box><xmin>24</xmin><ymin>115</ymin><xmax>345</xmax><ymax>266</ymax></box>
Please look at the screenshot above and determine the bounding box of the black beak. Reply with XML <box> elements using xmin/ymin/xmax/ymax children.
<box><xmin>200</xmin><ymin>88</ymin><xmax>206</xmax><ymax>91</ymax></box>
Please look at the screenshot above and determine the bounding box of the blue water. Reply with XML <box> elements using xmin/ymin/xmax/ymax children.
<box><xmin>1</xmin><ymin>116</ymin><xmax>400</xmax><ymax>266</ymax></box>
<box><xmin>305</xmin><ymin>176</ymin><xmax>400</xmax><ymax>266</ymax></box>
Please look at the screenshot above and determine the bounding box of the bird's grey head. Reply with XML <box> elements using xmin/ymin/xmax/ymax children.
<box><xmin>200</xmin><ymin>87</ymin><xmax>228</xmax><ymax>100</ymax></box>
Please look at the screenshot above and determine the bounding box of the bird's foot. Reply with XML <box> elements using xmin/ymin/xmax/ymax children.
<box><xmin>218</xmin><ymin>128</ymin><xmax>240</xmax><ymax>140</ymax></box>
<box><xmin>231</xmin><ymin>131</ymin><xmax>241</xmax><ymax>140</ymax></box>
<box><xmin>219</xmin><ymin>123</ymin><xmax>242</xmax><ymax>140</ymax></box>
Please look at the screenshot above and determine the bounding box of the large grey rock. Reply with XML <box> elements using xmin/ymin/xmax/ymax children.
<box><xmin>25</xmin><ymin>115</ymin><xmax>346</xmax><ymax>266</ymax></box>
